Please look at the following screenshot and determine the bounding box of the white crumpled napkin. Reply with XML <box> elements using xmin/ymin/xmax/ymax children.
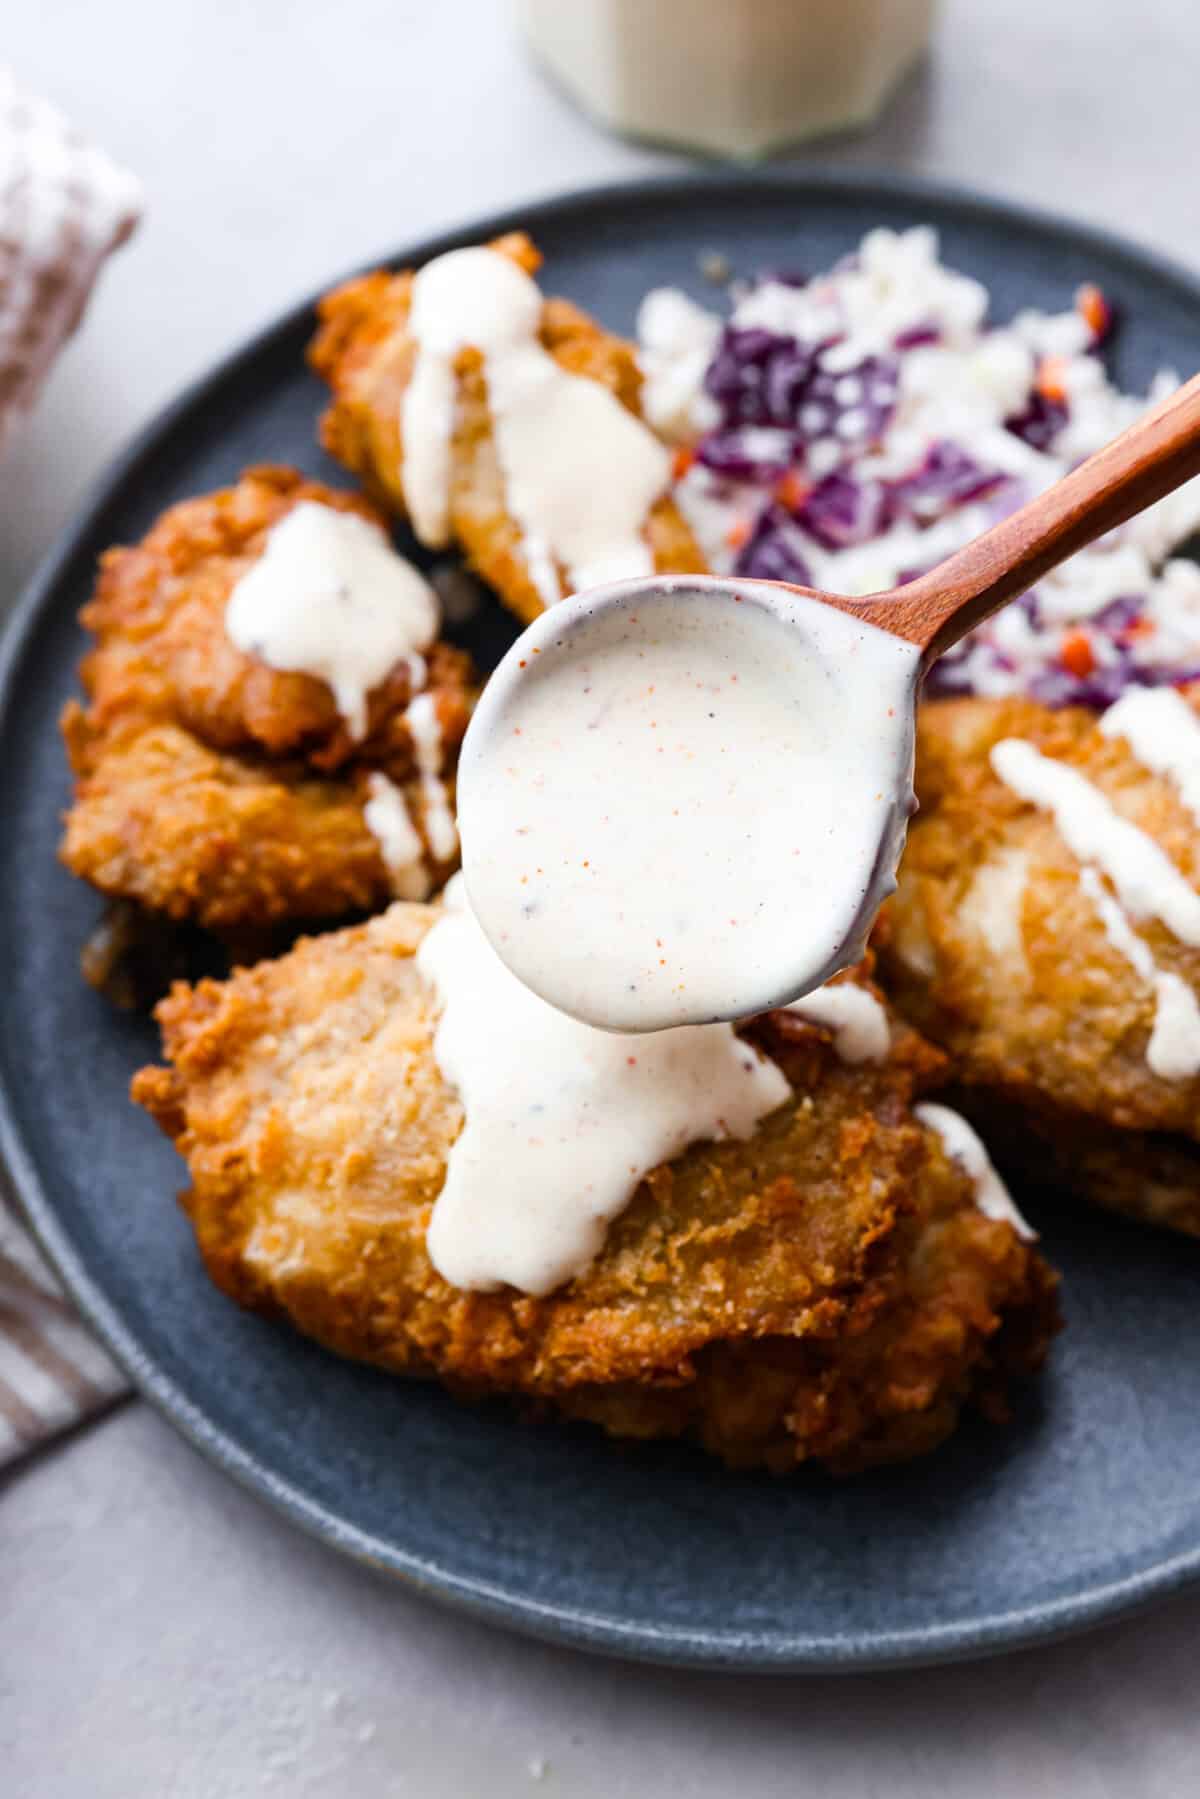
<box><xmin>0</xmin><ymin>65</ymin><xmax>142</xmax><ymax>446</ymax></box>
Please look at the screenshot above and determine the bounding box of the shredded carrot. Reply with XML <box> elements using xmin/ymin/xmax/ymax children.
<box><xmin>1037</xmin><ymin>355</ymin><xmax>1070</xmax><ymax>405</ymax></box>
<box><xmin>1076</xmin><ymin>283</ymin><xmax>1110</xmax><ymax>338</ymax></box>
<box><xmin>1120</xmin><ymin>615</ymin><xmax>1155</xmax><ymax>640</ymax></box>
<box><xmin>672</xmin><ymin>444</ymin><xmax>695</xmax><ymax>481</ymax></box>
<box><xmin>725</xmin><ymin>517</ymin><xmax>752</xmax><ymax>550</ymax></box>
<box><xmin>774</xmin><ymin>469</ymin><xmax>809</xmax><ymax>512</ymax></box>
<box><xmin>1061</xmin><ymin>630</ymin><xmax>1095</xmax><ymax>677</ymax></box>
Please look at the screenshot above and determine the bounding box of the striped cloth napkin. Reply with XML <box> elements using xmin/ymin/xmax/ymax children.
<box><xmin>0</xmin><ymin>72</ymin><xmax>140</xmax><ymax>1465</ymax></box>
<box><xmin>0</xmin><ymin>1177</ymin><xmax>127</xmax><ymax>1466</ymax></box>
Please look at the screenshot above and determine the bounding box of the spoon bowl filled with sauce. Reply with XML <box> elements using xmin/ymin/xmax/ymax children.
<box><xmin>460</xmin><ymin>368</ymin><xmax>1200</xmax><ymax>1030</ymax></box>
<box><xmin>458</xmin><ymin>576</ymin><xmax>919</xmax><ymax>1031</ymax></box>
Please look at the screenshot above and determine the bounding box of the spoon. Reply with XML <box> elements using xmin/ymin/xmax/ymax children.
<box><xmin>457</xmin><ymin>370</ymin><xmax>1200</xmax><ymax>1033</ymax></box>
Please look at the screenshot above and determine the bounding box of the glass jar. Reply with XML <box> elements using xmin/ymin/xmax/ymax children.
<box><xmin>518</xmin><ymin>0</ymin><xmax>938</xmax><ymax>159</ymax></box>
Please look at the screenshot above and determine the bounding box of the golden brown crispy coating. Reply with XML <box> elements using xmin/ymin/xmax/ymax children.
<box><xmin>881</xmin><ymin>692</ymin><xmax>1200</xmax><ymax>1231</ymax></box>
<box><xmin>61</xmin><ymin>717</ymin><xmax>394</xmax><ymax>930</ymax></box>
<box><xmin>60</xmin><ymin>467</ymin><xmax>475</xmax><ymax>946</ymax></box>
<box><xmin>309</xmin><ymin>233</ymin><xmax>707</xmax><ymax>627</ymax></box>
<box><xmin>132</xmin><ymin>905</ymin><xmax>1058</xmax><ymax>1473</ymax></box>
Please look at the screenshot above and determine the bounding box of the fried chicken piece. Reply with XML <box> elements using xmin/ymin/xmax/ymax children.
<box><xmin>60</xmin><ymin>467</ymin><xmax>476</xmax><ymax>989</ymax></box>
<box><xmin>65</xmin><ymin>463</ymin><xmax>476</xmax><ymax>774</ymax></box>
<box><xmin>62</xmin><ymin>717</ymin><xmax>396</xmax><ymax>930</ymax></box>
<box><xmin>880</xmin><ymin>692</ymin><xmax>1200</xmax><ymax>1234</ymax></box>
<box><xmin>132</xmin><ymin>904</ymin><xmax>1058</xmax><ymax>1474</ymax></box>
<box><xmin>309</xmin><ymin>233</ymin><xmax>707</xmax><ymax>627</ymax></box>
<box><xmin>935</xmin><ymin>1091</ymin><xmax>1200</xmax><ymax>1239</ymax></box>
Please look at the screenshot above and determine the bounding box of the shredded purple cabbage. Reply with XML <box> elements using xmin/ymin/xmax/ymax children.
<box><xmin>1088</xmin><ymin>594</ymin><xmax>1143</xmax><ymax>633</ymax></box>
<box><xmin>1015</xmin><ymin>587</ymin><xmax>1043</xmax><ymax>628</ymax></box>
<box><xmin>1006</xmin><ymin>391</ymin><xmax>1069</xmax><ymax>452</ymax></box>
<box><xmin>703</xmin><ymin>327</ymin><xmax>898</xmax><ymax>448</ymax></box>
<box><xmin>1025</xmin><ymin>666</ymin><xmax>1133</xmax><ymax>708</ymax></box>
<box><xmin>703</xmin><ymin>328</ymin><xmax>820</xmax><ymax>429</ymax></box>
<box><xmin>797</xmin><ymin>471</ymin><xmax>889</xmax><ymax>549</ymax></box>
<box><xmin>930</xmin><ymin>656</ymin><xmax>1200</xmax><ymax>709</ymax></box>
<box><xmin>733</xmin><ymin>505</ymin><xmax>814</xmax><ymax>585</ymax></box>
<box><xmin>794</xmin><ymin>355</ymin><xmax>899</xmax><ymax>448</ymax></box>
<box><xmin>980</xmin><ymin>478</ymin><xmax>1030</xmax><ymax>525</ymax></box>
<box><xmin>695</xmin><ymin>428</ymin><xmax>791</xmax><ymax>483</ymax></box>
<box><xmin>886</xmin><ymin>441</ymin><xmax>1007</xmax><ymax>523</ymax></box>
<box><xmin>893</xmin><ymin>321</ymin><xmax>941</xmax><ymax>350</ymax></box>
<box><xmin>678</xmin><ymin>268</ymin><xmax>1193</xmax><ymax>716</ymax></box>
<box><xmin>778</xmin><ymin>444</ymin><xmax>1007</xmax><ymax>560</ymax></box>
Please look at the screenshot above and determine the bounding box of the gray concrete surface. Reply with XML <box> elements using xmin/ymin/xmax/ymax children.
<box><xmin>4</xmin><ymin>3</ymin><xmax>1200</xmax><ymax>1792</ymax></box>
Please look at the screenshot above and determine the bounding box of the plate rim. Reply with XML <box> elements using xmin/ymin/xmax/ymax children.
<box><xmin>6</xmin><ymin>165</ymin><xmax>1200</xmax><ymax>1673</ymax></box>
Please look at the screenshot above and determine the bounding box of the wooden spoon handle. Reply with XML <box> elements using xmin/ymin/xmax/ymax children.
<box><xmin>854</xmin><ymin>368</ymin><xmax>1200</xmax><ymax>659</ymax></box>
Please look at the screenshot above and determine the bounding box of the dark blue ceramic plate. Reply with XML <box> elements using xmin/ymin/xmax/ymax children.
<box><xmin>4</xmin><ymin>173</ymin><xmax>1200</xmax><ymax>1672</ymax></box>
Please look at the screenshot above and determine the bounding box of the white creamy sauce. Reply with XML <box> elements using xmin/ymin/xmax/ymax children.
<box><xmin>989</xmin><ymin>738</ymin><xmax>1200</xmax><ymax>946</ymax></box>
<box><xmin>405</xmin><ymin>692</ymin><xmax>459</xmax><ymax>864</ymax></box>
<box><xmin>401</xmin><ymin>246</ymin><xmax>671</xmax><ymax>604</ymax></box>
<box><xmin>960</xmin><ymin>848</ymin><xmax>1030</xmax><ymax>968</ymax></box>
<box><xmin>914</xmin><ymin>1104</ymin><xmax>1035</xmax><ymax>1240</ymax></box>
<box><xmin>418</xmin><ymin>878</ymin><xmax>790</xmax><ymax>1295</ymax></box>
<box><xmin>1079</xmin><ymin>866</ymin><xmax>1161</xmax><ymax>987</ymax></box>
<box><xmin>781</xmin><ymin>984</ymin><xmax>890</xmax><ymax>1064</ymax></box>
<box><xmin>1144</xmin><ymin>973</ymin><xmax>1200</xmax><ymax>1081</ymax></box>
<box><xmin>224</xmin><ymin>501</ymin><xmax>438</xmax><ymax>739</ymax></box>
<box><xmin>458</xmin><ymin>579</ymin><xmax>920</xmax><ymax>1033</ymax></box>
<box><xmin>992</xmin><ymin>705</ymin><xmax>1200</xmax><ymax>1082</ymax></box>
<box><xmin>362</xmin><ymin>772</ymin><xmax>431</xmax><ymax>900</ymax></box>
<box><xmin>1079</xmin><ymin>869</ymin><xmax>1200</xmax><ymax>1080</ymax></box>
<box><xmin>1100</xmin><ymin>687</ymin><xmax>1200</xmax><ymax>827</ymax></box>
